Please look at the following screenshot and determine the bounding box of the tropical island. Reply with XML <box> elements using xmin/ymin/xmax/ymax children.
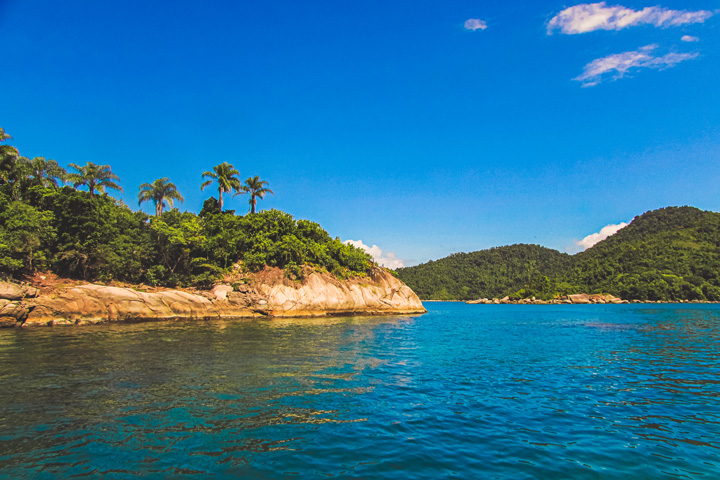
<box><xmin>397</xmin><ymin>206</ymin><xmax>720</xmax><ymax>303</ymax></box>
<box><xmin>0</xmin><ymin>128</ymin><xmax>425</xmax><ymax>326</ymax></box>
<box><xmin>3</xmin><ymin>126</ymin><xmax>720</xmax><ymax>327</ymax></box>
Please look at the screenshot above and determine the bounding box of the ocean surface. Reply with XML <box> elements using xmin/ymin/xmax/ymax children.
<box><xmin>0</xmin><ymin>303</ymin><xmax>719</xmax><ymax>479</ymax></box>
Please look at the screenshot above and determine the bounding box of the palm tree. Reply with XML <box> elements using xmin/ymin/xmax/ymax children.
<box><xmin>0</xmin><ymin>129</ymin><xmax>25</xmax><ymax>196</ymax></box>
<box><xmin>200</xmin><ymin>162</ymin><xmax>241</xmax><ymax>211</ymax></box>
<box><xmin>138</xmin><ymin>177</ymin><xmax>185</xmax><ymax>216</ymax></box>
<box><xmin>0</xmin><ymin>155</ymin><xmax>27</xmax><ymax>200</ymax></box>
<box><xmin>67</xmin><ymin>162</ymin><xmax>123</xmax><ymax>195</ymax></box>
<box><xmin>25</xmin><ymin>157</ymin><xmax>67</xmax><ymax>188</ymax></box>
<box><xmin>0</xmin><ymin>128</ymin><xmax>19</xmax><ymax>183</ymax></box>
<box><xmin>238</xmin><ymin>176</ymin><xmax>274</xmax><ymax>214</ymax></box>
<box><xmin>0</xmin><ymin>150</ymin><xmax>22</xmax><ymax>186</ymax></box>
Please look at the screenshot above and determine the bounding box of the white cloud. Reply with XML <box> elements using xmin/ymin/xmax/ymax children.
<box><xmin>548</xmin><ymin>2</ymin><xmax>713</xmax><ymax>35</ymax></box>
<box><xmin>343</xmin><ymin>239</ymin><xmax>405</xmax><ymax>269</ymax></box>
<box><xmin>681</xmin><ymin>35</ymin><xmax>700</xmax><ymax>42</ymax></box>
<box><xmin>574</xmin><ymin>44</ymin><xmax>698</xmax><ymax>87</ymax></box>
<box><xmin>464</xmin><ymin>19</ymin><xmax>487</xmax><ymax>31</ymax></box>
<box><xmin>575</xmin><ymin>222</ymin><xmax>629</xmax><ymax>251</ymax></box>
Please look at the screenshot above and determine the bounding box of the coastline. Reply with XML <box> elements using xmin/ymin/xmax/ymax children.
<box><xmin>425</xmin><ymin>293</ymin><xmax>717</xmax><ymax>305</ymax></box>
<box><xmin>0</xmin><ymin>268</ymin><xmax>426</xmax><ymax>328</ymax></box>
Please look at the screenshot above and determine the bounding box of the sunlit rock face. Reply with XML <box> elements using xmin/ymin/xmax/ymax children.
<box><xmin>254</xmin><ymin>267</ymin><xmax>425</xmax><ymax>317</ymax></box>
<box><xmin>0</xmin><ymin>268</ymin><xmax>425</xmax><ymax>327</ymax></box>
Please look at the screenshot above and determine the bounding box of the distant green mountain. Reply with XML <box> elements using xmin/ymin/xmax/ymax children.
<box><xmin>568</xmin><ymin>207</ymin><xmax>720</xmax><ymax>301</ymax></box>
<box><xmin>397</xmin><ymin>206</ymin><xmax>720</xmax><ymax>302</ymax></box>
<box><xmin>396</xmin><ymin>244</ymin><xmax>572</xmax><ymax>301</ymax></box>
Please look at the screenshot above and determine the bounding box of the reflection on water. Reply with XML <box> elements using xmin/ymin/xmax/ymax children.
<box><xmin>0</xmin><ymin>306</ymin><xmax>719</xmax><ymax>479</ymax></box>
<box><xmin>0</xmin><ymin>316</ymin><xmax>414</xmax><ymax>478</ymax></box>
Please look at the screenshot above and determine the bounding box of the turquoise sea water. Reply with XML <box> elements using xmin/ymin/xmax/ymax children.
<box><xmin>1</xmin><ymin>303</ymin><xmax>719</xmax><ymax>479</ymax></box>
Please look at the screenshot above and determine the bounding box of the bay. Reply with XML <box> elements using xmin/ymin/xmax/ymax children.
<box><xmin>1</xmin><ymin>303</ymin><xmax>719</xmax><ymax>479</ymax></box>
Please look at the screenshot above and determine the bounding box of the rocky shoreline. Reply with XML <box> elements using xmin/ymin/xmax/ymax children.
<box><xmin>466</xmin><ymin>293</ymin><xmax>716</xmax><ymax>305</ymax></box>
<box><xmin>0</xmin><ymin>267</ymin><xmax>426</xmax><ymax>328</ymax></box>
<box><xmin>467</xmin><ymin>294</ymin><xmax>626</xmax><ymax>305</ymax></box>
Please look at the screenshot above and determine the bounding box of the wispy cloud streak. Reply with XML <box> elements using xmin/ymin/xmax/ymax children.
<box><xmin>574</xmin><ymin>44</ymin><xmax>698</xmax><ymax>87</ymax></box>
<box><xmin>548</xmin><ymin>2</ymin><xmax>713</xmax><ymax>35</ymax></box>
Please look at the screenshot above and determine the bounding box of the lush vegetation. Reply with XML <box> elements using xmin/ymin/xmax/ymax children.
<box><xmin>396</xmin><ymin>244</ymin><xmax>572</xmax><ymax>300</ymax></box>
<box><xmin>567</xmin><ymin>207</ymin><xmax>720</xmax><ymax>301</ymax></box>
<box><xmin>0</xmin><ymin>129</ymin><xmax>372</xmax><ymax>287</ymax></box>
<box><xmin>6</xmin><ymin>128</ymin><xmax>719</xmax><ymax>301</ymax></box>
<box><xmin>138</xmin><ymin>177</ymin><xmax>184</xmax><ymax>216</ymax></box>
<box><xmin>398</xmin><ymin>206</ymin><xmax>720</xmax><ymax>302</ymax></box>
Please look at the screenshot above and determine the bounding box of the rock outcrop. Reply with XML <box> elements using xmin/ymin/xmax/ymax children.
<box><xmin>254</xmin><ymin>267</ymin><xmax>422</xmax><ymax>317</ymax></box>
<box><xmin>466</xmin><ymin>293</ymin><xmax>628</xmax><ymax>305</ymax></box>
<box><xmin>0</xmin><ymin>267</ymin><xmax>426</xmax><ymax>327</ymax></box>
<box><xmin>0</xmin><ymin>283</ymin><xmax>38</xmax><ymax>327</ymax></box>
<box><xmin>0</xmin><ymin>282</ymin><xmax>38</xmax><ymax>301</ymax></box>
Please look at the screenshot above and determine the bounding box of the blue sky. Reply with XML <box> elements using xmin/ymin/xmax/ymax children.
<box><xmin>2</xmin><ymin>0</ymin><xmax>719</xmax><ymax>267</ymax></box>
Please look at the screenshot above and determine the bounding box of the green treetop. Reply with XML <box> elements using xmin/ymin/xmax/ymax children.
<box><xmin>201</xmin><ymin>162</ymin><xmax>241</xmax><ymax>212</ymax></box>
<box><xmin>67</xmin><ymin>162</ymin><xmax>123</xmax><ymax>195</ymax></box>
<box><xmin>238</xmin><ymin>175</ymin><xmax>274</xmax><ymax>214</ymax></box>
<box><xmin>25</xmin><ymin>157</ymin><xmax>67</xmax><ymax>188</ymax></box>
<box><xmin>138</xmin><ymin>177</ymin><xmax>185</xmax><ymax>216</ymax></box>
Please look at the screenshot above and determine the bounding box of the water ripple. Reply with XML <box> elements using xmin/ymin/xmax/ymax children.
<box><xmin>1</xmin><ymin>306</ymin><xmax>719</xmax><ymax>478</ymax></box>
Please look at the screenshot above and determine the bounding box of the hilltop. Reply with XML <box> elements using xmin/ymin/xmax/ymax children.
<box><xmin>397</xmin><ymin>206</ymin><xmax>720</xmax><ymax>302</ymax></box>
<box><xmin>396</xmin><ymin>244</ymin><xmax>571</xmax><ymax>301</ymax></box>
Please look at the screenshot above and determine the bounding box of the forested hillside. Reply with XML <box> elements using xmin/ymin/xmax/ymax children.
<box><xmin>568</xmin><ymin>207</ymin><xmax>720</xmax><ymax>301</ymax></box>
<box><xmin>397</xmin><ymin>207</ymin><xmax>720</xmax><ymax>302</ymax></box>
<box><xmin>396</xmin><ymin>244</ymin><xmax>572</xmax><ymax>300</ymax></box>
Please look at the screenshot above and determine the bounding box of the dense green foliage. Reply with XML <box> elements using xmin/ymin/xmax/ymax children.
<box><xmin>567</xmin><ymin>207</ymin><xmax>720</xmax><ymax>301</ymax></box>
<box><xmin>138</xmin><ymin>177</ymin><xmax>185</xmax><ymax>216</ymax></box>
<box><xmin>6</xmin><ymin>129</ymin><xmax>719</xmax><ymax>301</ymax></box>
<box><xmin>0</xmin><ymin>131</ymin><xmax>372</xmax><ymax>286</ymax></box>
<box><xmin>398</xmin><ymin>207</ymin><xmax>720</xmax><ymax>302</ymax></box>
<box><xmin>0</xmin><ymin>185</ymin><xmax>372</xmax><ymax>286</ymax></box>
<box><xmin>396</xmin><ymin>244</ymin><xmax>573</xmax><ymax>300</ymax></box>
